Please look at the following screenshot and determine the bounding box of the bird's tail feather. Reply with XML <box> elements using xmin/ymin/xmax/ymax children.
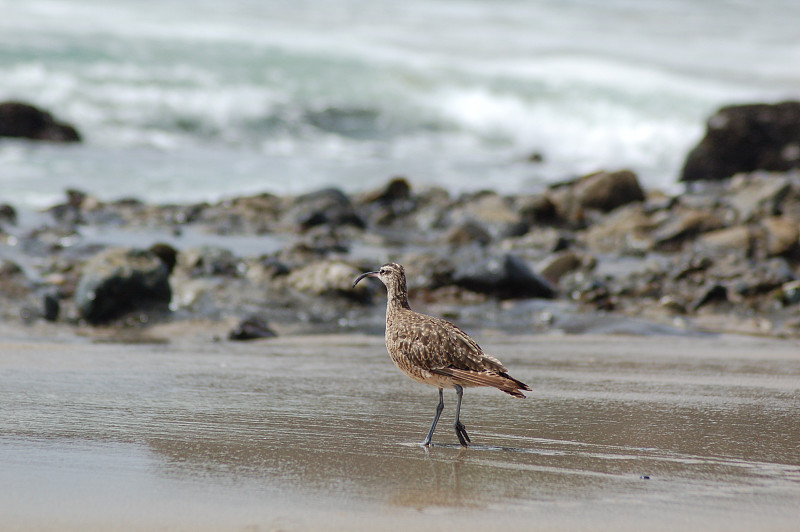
<box><xmin>431</xmin><ymin>368</ymin><xmax>531</xmax><ymax>398</ymax></box>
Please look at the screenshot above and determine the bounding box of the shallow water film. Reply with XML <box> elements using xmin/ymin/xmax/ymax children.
<box><xmin>1</xmin><ymin>333</ymin><xmax>798</xmax><ymax>531</ymax></box>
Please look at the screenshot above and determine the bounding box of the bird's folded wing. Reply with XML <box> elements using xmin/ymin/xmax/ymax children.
<box><xmin>430</xmin><ymin>367</ymin><xmax>527</xmax><ymax>397</ymax></box>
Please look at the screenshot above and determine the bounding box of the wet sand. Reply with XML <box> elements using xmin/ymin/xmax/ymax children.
<box><xmin>1</xmin><ymin>331</ymin><xmax>799</xmax><ymax>531</ymax></box>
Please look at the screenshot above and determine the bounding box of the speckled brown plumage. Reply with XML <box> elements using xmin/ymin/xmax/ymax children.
<box><xmin>353</xmin><ymin>262</ymin><xmax>531</xmax><ymax>446</ymax></box>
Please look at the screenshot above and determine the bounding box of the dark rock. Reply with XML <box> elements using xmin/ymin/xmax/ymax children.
<box><xmin>257</xmin><ymin>257</ymin><xmax>290</xmax><ymax>278</ymax></box>
<box><xmin>527</xmin><ymin>151</ymin><xmax>545</xmax><ymax>163</ymax></box>
<box><xmin>691</xmin><ymin>283</ymin><xmax>729</xmax><ymax>311</ymax></box>
<box><xmin>681</xmin><ymin>101</ymin><xmax>800</xmax><ymax>182</ymax></box>
<box><xmin>75</xmin><ymin>248</ymin><xmax>172</xmax><ymax>324</ymax></box>
<box><xmin>574</xmin><ymin>170</ymin><xmax>645</xmax><ymax>212</ymax></box>
<box><xmin>228</xmin><ymin>315</ymin><xmax>277</xmax><ymax>341</ymax></box>
<box><xmin>148</xmin><ymin>243</ymin><xmax>178</xmax><ymax>275</ymax></box>
<box><xmin>451</xmin><ymin>253</ymin><xmax>557</xmax><ymax>299</ymax></box>
<box><xmin>0</xmin><ymin>203</ymin><xmax>17</xmax><ymax>225</ymax></box>
<box><xmin>518</xmin><ymin>194</ymin><xmax>559</xmax><ymax>224</ymax></box>
<box><xmin>286</xmin><ymin>188</ymin><xmax>366</xmax><ymax>231</ymax></box>
<box><xmin>776</xmin><ymin>280</ymin><xmax>800</xmax><ymax>306</ymax></box>
<box><xmin>43</xmin><ymin>293</ymin><xmax>60</xmax><ymax>322</ymax></box>
<box><xmin>356</xmin><ymin>177</ymin><xmax>417</xmax><ymax>227</ymax></box>
<box><xmin>360</xmin><ymin>177</ymin><xmax>411</xmax><ymax>204</ymax></box>
<box><xmin>0</xmin><ymin>101</ymin><xmax>81</xmax><ymax>142</ymax></box>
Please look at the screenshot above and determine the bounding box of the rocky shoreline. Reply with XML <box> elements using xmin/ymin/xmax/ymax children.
<box><xmin>2</xmin><ymin>168</ymin><xmax>799</xmax><ymax>340</ymax></box>
<box><xmin>2</xmin><ymin>101</ymin><xmax>800</xmax><ymax>341</ymax></box>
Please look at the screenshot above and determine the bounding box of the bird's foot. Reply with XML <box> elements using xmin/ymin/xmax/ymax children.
<box><xmin>455</xmin><ymin>421</ymin><xmax>471</xmax><ymax>447</ymax></box>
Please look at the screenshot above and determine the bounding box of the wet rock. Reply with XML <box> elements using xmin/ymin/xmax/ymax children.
<box><xmin>727</xmin><ymin>173</ymin><xmax>792</xmax><ymax>222</ymax></box>
<box><xmin>582</xmin><ymin>204</ymin><xmax>656</xmax><ymax>254</ymax></box>
<box><xmin>148</xmin><ymin>243</ymin><xmax>178</xmax><ymax>275</ymax></box>
<box><xmin>0</xmin><ymin>259</ymin><xmax>29</xmax><ymax>301</ymax></box>
<box><xmin>0</xmin><ymin>101</ymin><xmax>81</xmax><ymax>142</ymax></box>
<box><xmin>573</xmin><ymin>170</ymin><xmax>645</xmax><ymax>212</ymax></box>
<box><xmin>518</xmin><ymin>194</ymin><xmax>559</xmax><ymax>225</ymax></box>
<box><xmin>0</xmin><ymin>203</ymin><xmax>17</xmax><ymax>225</ymax></box>
<box><xmin>730</xmin><ymin>258</ymin><xmax>795</xmax><ymax>298</ymax></box>
<box><xmin>0</xmin><ymin>258</ymin><xmax>23</xmax><ymax>277</ymax></box>
<box><xmin>761</xmin><ymin>216</ymin><xmax>799</xmax><ymax>257</ymax></box>
<box><xmin>409</xmin><ymin>186</ymin><xmax>453</xmax><ymax>234</ymax></box>
<box><xmin>544</xmin><ymin>183</ymin><xmax>585</xmax><ymax>227</ymax></box>
<box><xmin>359</xmin><ymin>177</ymin><xmax>412</xmax><ymax>204</ymax></box>
<box><xmin>75</xmin><ymin>248</ymin><xmax>172</xmax><ymax>324</ymax></box>
<box><xmin>181</xmin><ymin>246</ymin><xmax>241</xmax><ymax>277</ymax></box>
<box><xmin>451</xmin><ymin>252</ymin><xmax>557</xmax><ymax>299</ymax></box>
<box><xmin>445</xmin><ymin>220</ymin><xmax>492</xmax><ymax>248</ymax></box>
<box><xmin>356</xmin><ymin>177</ymin><xmax>416</xmax><ymax>226</ymax></box>
<box><xmin>658</xmin><ymin>295</ymin><xmax>687</xmax><ymax>315</ymax></box>
<box><xmin>691</xmin><ymin>283</ymin><xmax>729</xmax><ymax>311</ymax></box>
<box><xmin>652</xmin><ymin>208</ymin><xmax>724</xmax><ymax>250</ymax></box>
<box><xmin>210</xmin><ymin>194</ymin><xmax>282</xmax><ymax>234</ymax></box>
<box><xmin>396</xmin><ymin>252</ymin><xmax>455</xmax><ymax>291</ymax></box>
<box><xmin>42</xmin><ymin>293</ymin><xmax>60</xmax><ymax>322</ymax></box>
<box><xmin>681</xmin><ymin>101</ymin><xmax>800</xmax><ymax>181</ymax></box>
<box><xmin>228</xmin><ymin>315</ymin><xmax>277</xmax><ymax>341</ymax></box>
<box><xmin>672</xmin><ymin>255</ymin><xmax>713</xmax><ymax>280</ymax></box>
<box><xmin>776</xmin><ymin>280</ymin><xmax>800</xmax><ymax>306</ymax></box>
<box><xmin>695</xmin><ymin>225</ymin><xmax>754</xmax><ymax>256</ymax></box>
<box><xmin>446</xmin><ymin>191</ymin><xmax>528</xmax><ymax>239</ymax></box>
<box><xmin>537</xmin><ymin>250</ymin><xmax>584</xmax><ymax>285</ymax></box>
<box><xmin>285</xmin><ymin>260</ymin><xmax>367</xmax><ymax>300</ymax></box>
<box><xmin>285</xmin><ymin>188</ymin><xmax>365</xmax><ymax>231</ymax></box>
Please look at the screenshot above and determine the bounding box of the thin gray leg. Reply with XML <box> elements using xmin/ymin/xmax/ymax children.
<box><xmin>454</xmin><ymin>385</ymin><xmax>471</xmax><ymax>447</ymax></box>
<box><xmin>422</xmin><ymin>388</ymin><xmax>444</xmax><ymax>446</ymax></box>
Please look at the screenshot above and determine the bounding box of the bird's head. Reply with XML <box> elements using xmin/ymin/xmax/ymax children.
<box><xmin>353</xmin><ymin>263</ymin><xmax>409</xmax><ymax>306</ymax></box>
<box><xmin>352</xmin><ymin>262</ymin><xmax>405</xmax><ymax>288</ymax></box>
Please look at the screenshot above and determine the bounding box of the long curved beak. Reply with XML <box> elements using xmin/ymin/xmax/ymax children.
<box><xmin>352</xmin><ymin>270</ymin><xmax>380</xmax><ymax>288</ymax></box>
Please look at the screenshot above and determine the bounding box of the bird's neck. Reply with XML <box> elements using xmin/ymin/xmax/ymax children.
<box><xmin>385</xmin><ymin>283</ymin><xmax>411</xmax><ymax>319</ymax></box>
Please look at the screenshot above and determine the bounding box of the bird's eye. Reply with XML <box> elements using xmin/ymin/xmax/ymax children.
<box><xmin>379</xmin><ymin>269</ymin><xmax>386</xmax><ymax>274</ymax></box>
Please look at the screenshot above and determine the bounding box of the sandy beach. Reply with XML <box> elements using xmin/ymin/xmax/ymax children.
<box><xmin>2</xmin><ymin>330</ymin><xmax>798</xmax><ymax>532</ymax></box>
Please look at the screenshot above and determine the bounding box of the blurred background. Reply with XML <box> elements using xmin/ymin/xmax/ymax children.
<box><xmin>1</xmin><ymin>0</ymin><xmax>799</xmax><ymax>207</ymax></box>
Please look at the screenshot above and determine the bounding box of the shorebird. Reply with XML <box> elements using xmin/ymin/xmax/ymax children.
<box><xmin>353</xmin><ymin>262</ymin><xmax>530</xmax><ymax>447</ymax></box>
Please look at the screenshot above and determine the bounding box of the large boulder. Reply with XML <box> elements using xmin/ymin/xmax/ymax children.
<box><xmin>573</xmin><ymin>170</ymin><xmax>645</xmax><ymax>212</ymax></box>
<box><xmin>283</xmin><ymin>188</ymin><xmax>365</xmax><ymax>231</ymax></box>
<box><xmin>284</xmin><ymin>260</ymin><xmax>367</xmax><ymax>300</ymax></box>
<box><xmin>451</xmin><ymin>252</ymin><xmax>557</xmax><ymax>299</ymax></box>
<box><xmin>76</xmin><ymin>248</ymin><xmax>172</xmax><ymax>324</ymax></box>
<box><xmin>0</xmin><ymin>101</ymin><xmax>81</xmax><ymax>142</ymax></box>
<box><xmin>681</xmin><ymin>101</ymin><xmax>800</xmax><ymax>182</ymax></box>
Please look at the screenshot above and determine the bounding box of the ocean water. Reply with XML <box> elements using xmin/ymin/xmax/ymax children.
<box><xmin>1</xmin><ymin>0</ymin><xmax>799</xmax><ymax>207</ymax></box>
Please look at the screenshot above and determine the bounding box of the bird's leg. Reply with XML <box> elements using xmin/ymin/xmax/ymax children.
<box><xmin>422</xmin><ymin>388</ymin><xmax>444</xmax><ymax>446</ymax></box>
<box><xmin>454</xmin><ymin>384</ymin><xmax>471</xmax><ymax>447</ymax></box>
